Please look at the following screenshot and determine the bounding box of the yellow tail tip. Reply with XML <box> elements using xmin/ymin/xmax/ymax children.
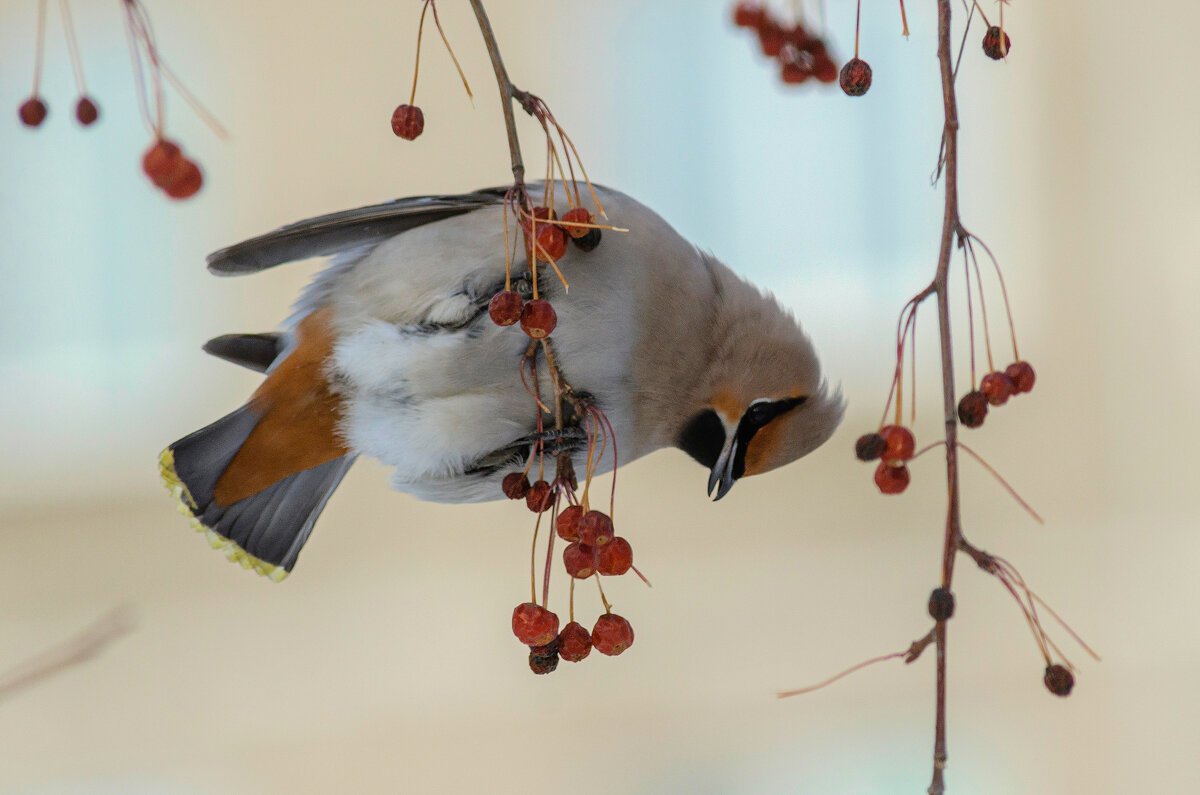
<box><xmin>159</xmin><ymin>446</ymin><xmax>289</xmax><ymax>582</ymax></box>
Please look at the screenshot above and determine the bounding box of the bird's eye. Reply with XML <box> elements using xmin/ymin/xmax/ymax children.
<box><xmin>746</xmin><ymin>401</ymin><xmax>773</xmax><ymax>427</ymax></box>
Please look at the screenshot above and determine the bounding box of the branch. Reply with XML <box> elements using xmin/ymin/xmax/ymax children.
<box><xmin>0</xmin><ymin>607</ymin><xmax>134</xmax><ymax>703</ymax></box>
<box><xmin>468</xmin><ymin>0</ymin><xmax>525</xmax><ymax>187</ymax></box>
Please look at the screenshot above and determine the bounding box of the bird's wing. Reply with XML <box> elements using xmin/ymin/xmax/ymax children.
<box><xmin>206</xmin><ymin>190</ymin><xmax>507</xmax><ymax>276</ymax></box>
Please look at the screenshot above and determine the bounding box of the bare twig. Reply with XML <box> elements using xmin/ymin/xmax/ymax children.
<box><xmin>468</xmin><ymin>0</ymin><xmax>524</xmax><ymax>186</ymax></box>
<box><xmin>0</xmin><ymin>607</ymin><xmax>134</xmax><ymax>703</ymax></box>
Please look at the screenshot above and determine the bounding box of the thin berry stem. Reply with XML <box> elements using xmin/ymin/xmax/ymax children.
<box><xmin>32</xmin><ymin>0</ymin><xmax>48</xmax><ymax>95</ymax></box>
<box><xmin>963</xmin><ymin>231</ymin><xmax>1021</xmax><ymax>361</ymax></box>
<box><xmin>854</xmin><ymin>0</ymin><xmax>862</xmax><ymax>59</ymax></box>
<box><xmin>428</xmin><ymin>0</ymin><xmax>473</xmax><ymax>103</ymax></box>
<box><xmin>59</xmin><ymin>0</ymin><xmax>87</xmax><ymax>95</ymax></box>
<box><xmin>409</xmin><ymin>0</ymin><xmax>429</xmax><ymax>106</ymax></box>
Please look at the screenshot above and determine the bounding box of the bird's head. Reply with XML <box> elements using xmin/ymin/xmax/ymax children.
<box><xmin>675</xmin><ymin>273</ymin><xmax>844</xmax><ymax>500</ymax></box>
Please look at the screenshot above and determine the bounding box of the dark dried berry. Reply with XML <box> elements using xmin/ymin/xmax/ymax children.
<box><xmin>982</xmin><ymin>26</ymin><xmax>1012</xmax><ymax>60</ymax></box>
<box><xmin>520</xmin><ymin>299</ymin><xmax>557</xmax><ymax>339</ymax></box>
<box><xmin>578</xmin><ymin>510</ymin><xmax>614</xmax><ymax>547</ymax></box>
<box><xmin>488</xmin><ymin>290</ymin><xmax>524</xmax><ymax>327</ymax></box>
<box><xmin>596</xmin><ymin>537</ymin><xmax>633</xmax><ymax>576</ymax></box>
<box><xmin>525</xmin><ymin>479</ymin><xmax>552</xmax><ymax>513</ymax></box>
<box><xmin>557</xmin><ymin>621</ymin><xmax>592</xmax><ymax>662</ymax></box>
<box><xmin>572</xmin><ymin>226</ymin><xmax>602</xmax><ymax>252</ymax></box>
<box><xmin>1005</xmin><ymin>361</ymin><xmax>1036</xmax><ymax>394</ymax></box>
<box><xmin>529</xmin><ymin>639</ymin><xmax>559</xmax><ymax>675</ymax></box>
<box><xmin>874</xmin><ymin>462</ymin><xmax>910</xmax><ymax>495</ymax></box>
<box><xmin>928</xmin><ymin>587</ymin><xmax>955</xmax><ymax>621</ymax></box>
<box><xmin>391</xmin><ymin>104</ymin><xmax>424</xmax><ymax>140</ymax></box>
<box><xmin>957</xmin><ymin>391</ymin><xmax>989</xmax><ymax>428</ymax></box>
<box><xmin>980</xmin><ymin>372</ymin><xmax>1015</xmax><ymax>406</ymax></box>
<box><xmin>75</xmin><ymin>97</ymin><xmax>100</xmax><ymax>126</ymax></box>
<box><xmin>563</xmin><ymin>542</ymin><xmax>597</xmax><ymax>579</ymax></box>
<box><xmin>839</xmin><ymin>58</ymin><xmax>872</xmax><ymax>96</ymax></box>
<box><xmin>855</xmin><ymin>432</ymin><xmax>886</xmax><ymax>462</ymax></box>
<box><xmin>556</xmin><ymin>505</ymin><xmax>584</xmax><ymax>541</ymax></box>
<box><xmin>18</xmin><ymin>97</ymin><xmax>47</xmax><ymax>127</ymax></box>
<box><xmin>1044</xmin><ymin>664</ymin><xmax>1074</xmax><ymax>697</ymax></box>
<box><xmin>501</xmin><ymin>472</ymin><xmax>530</xmax><ymax>500</ymax></box>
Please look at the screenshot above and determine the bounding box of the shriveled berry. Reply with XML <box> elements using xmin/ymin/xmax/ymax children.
<box><xmin>592</xmin><ymin>613</ymin><xmax>634</xmax><ymax>656</ymax></box>
<box><xmin>1005</xmin><ymin>361</ymin><xmax>1036</xmax><ymax>394</ymax></box>
<box><xmin>18</xmin><ymin>97</ymin><xmax>47</xmax><ymax>127</ymax></box>
<box><xmin>784</xmin><ymin>25</ymin><xmax>811</xmax><ymax>48</ymax></box>
<box><xmin>142</xmin><ymin>139</ymin><xmax>184</xmax><ymax>187</ymax></box>
<box><xmin>572</xmin><ymin>226</ymin><xmax>602</xmax><ymax>252</ymax></box>
<box><xmin>512</xmin><ymin>602</ymin><xmax>559</xmax><ymax>646</ymax></box>
<box><xmin>560</xmin><ymin>207</ymin><xmax>592</xmax><ymax>240</ymax></box>
<box><xmin>531</xmin><ymin>206</ymin><xmax>557</xmax><ymax>223</ymax></box>
<box><xmin>928</xmin><ymin>587</ymin><xmax>955</xmax><ymax>621</ymax></box>
<box><xmin>488</xmin><ymin>290</ymin><xmax>524</xmax><ymax>327</ymax></box>
<box><xmin>526</xmin><ymin>479</ymin><xmax>552</xmax><ymax>513</ymax></box>
<box><xmin>556</xmin><ymin>504</ymin><xmax>583</xmax><ymax>541</ymax></box>
<box><xmin>563</xmin><ymin>542</ymin><xmax>597</xmax><ymax>579</ymax></box>
<box><xmin>957</xmin><ymin>391</ymin><xmax>989</xmax><ymax>428</ymax></box>
<box><xmin>75</xmin><ymin>97</ymin><xmax>99</xmax><ymax>126</ymax></box>
<box><xmin>529</xmin><ymin>639</ymin><xmax>559</xmax><ymax>675</ymax></box>
<box><xmin>880</xmin><ymin>425</ymin><xmax>916</xmax><ymax>462</ymax></box>
<box><xmin>982</xmin><ymin>26</ymin><xmax>1012</xmax><ymax>60</ymax></box>
<box><xmin>855</xmin><ymin>432</ymin><xmax>886</xmax><ymax>462</ymax></box>
<box><xmin>164</xmin><ymin>159</ymin><xmax>203</xmax><ymax>200</ymax></box>
<box><xmin>1044</xmin><ymin>664</ymin><xmax>1074</xmax><ymax>697</ymax></box>
<box><xmin>733</xmin><ymin>2</ymin><xmax>764</xmax><ymax>28</ymax></box>
<box><xmin>980</xmin><ymin>371</ymin><xmax>1015</xmax><ymax>406</ymax></box>
<box><xmin>781</xmin><ymin>61</ymin><xmax>811</xmax><ymax>84</ymax></box>
<box><xmin>578</xmin><ymin>510</ymin><xmax>614</xmax><ymax>547</ymax></box>
<box><xmin>391</xmin><ymin>103</ymin><xmax>424</xmax><ymax>140</ymax></box>
<box><xmin>839</xmin><ymin>58</ymin><xmax>872</xmax><ymax>97</ymax></box>
<box><xmin>556</xmin><ymin>621</ymin><xmax>592</xmax><ymax>662</ymax></box>
<box><xmin>535</xmin><ymin>224</ymin><xmax>567</xmax><ymax>262</ymax></box>
<box><xmin>596</xmin><ymin>536</ymin><xmax>632</xmax><ymax>576</ymax></box>
<box><xmin>501</xmin><ymin>471</ymin><xmax>530</xmax><ymax>500</ymax></box>
<box><xmin>875</xmin><ymin>462</ymin><xmax>910</xmax><ymax>495</ymax></box>
<box><xmin>520</xmin><ymin>299</ymin><xmax>557</xmax><ymax>339</ymax></box>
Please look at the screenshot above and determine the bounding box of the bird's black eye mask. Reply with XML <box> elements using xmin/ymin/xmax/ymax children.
<box><xmin>729</xmin><ymin>396</ymin><xmax>807</xmax><ymax>479</ymax></box>
<box><xmin>677</xmin><ymin>396</ymin><xmax>807</xmax><ymax>474</ymax></box>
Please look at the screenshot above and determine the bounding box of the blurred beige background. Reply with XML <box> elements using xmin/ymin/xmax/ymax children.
<box><xmin>2</xmin><ymin>0</ymin><xmax>1198</xmax><ymax>793</ymax></box>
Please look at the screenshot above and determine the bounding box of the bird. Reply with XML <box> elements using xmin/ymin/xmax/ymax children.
<box><xmin>160</xmin><ymin>183</ymin><xmax>843</xmax><ymax>581</ymax></box>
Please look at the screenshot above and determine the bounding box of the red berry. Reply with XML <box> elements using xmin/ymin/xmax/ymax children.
<box><xmin>592</xmin><ymin>613</ymin><xmax>634</xmax><ymax>656</ymax></box>
<box><xmin>1005</xmin><ymin>361</ymin><xmax>1036</xmax><ymax>394</ymax></box>
<box><xmin>512</xmin><ymin>602</ymin><xmax>559</xmax><ymax>647</ymax></box>
<box><xmin>18</xmin><ymin>97</ymin><xmax>47</xmax><ymax>127</ymax></box>
<box><xmin>1044</xmin><ymin>664</ymin><xmax>1074</xmax><ymax>697</ymax></box>
<box><xmin>839</xmin><ymin>58</ymin><xmax>872</xmax><ymax>96</ymax></box>
<box><xmin>488</xmin><ymin>290</ymin><xmax>524</xmax><ymax>327</ymax></box>
<box><xmin>529</xmin><ymin>641</ymin><xmax>559</xmax><ymax>675</ymax></box>
<box><xmin>781</xmin><ymin>61</ymin><xmax>811</xmax><ymax>84</ymax></box>
<box><xmin>526</xmin><ymin>479</ymin><xmax>552</xmax><ymax>513</ymax></box>
<box><xmin>391</xmin><ymin>104</ymin><xmax>424</xmax><ymax>140</ymax></box>
<box><xmin>556</xmin><ymin>504</ymin><xmax>583</xmax><ymax>541</ymax></box>
<box><xmin>501</xmin><ymin>471</ymin><xmax>530</xmax><ymax>500</ymax></box>
<box><xmin>874</xmin><ymin>462</ymin><xmax>910</xmax><ymax>495</ymax></box>
<box><xmin>556</xmin><ymin>621</ymin><xmax>592</xmax><ymax>662</ymax></box>
<box><xmin>733</xmin><ymin>2</ymin><xmax>764</xmax><ymax>28</ymax></box>
<box><xmin>560</xmin><ymin>207</ymin><xmax>592</xmax><ymax>240</ymax></box>
<box><xmin>520</xmin><ymin>299</ymin><xmax>557</xmax><ymax>339</ymax></box>
<box><xmin>535</xmin><ymin>224</ymin><xmax>567</xmax><ymax>262</ymax></box>
<box><xmin>855</xmin><ymin>432</ymin><xmax>886</xmax><ymax>462</ymax></box>
<box><xmin>596</xmin><ymin>536</ymin><xmax>633</xmax><ymax>576</ymax></box>
<box><xmin>813</xmin><ymin>55</ymin><xmax>838</xmax><ymax>83</ymax></box>
<box><xmin>164</xmin><ymin>159</ymin><xmax>203</xmax><ymax>200</ymax></box>
<box><xmin>784</xmin><ymin>25</ymin><xmax>811</xmax><ymax>48</ymax></box>
<box><xmin>142</xmin><ymin>139</ymin><xmax>185</xmax><ymax>187</ymax></box>
<box><xmin>980</xmin><ymin>371</ymin><xmax>1015</xmax><ymax>406</ymax></box>
<box><xmin>75</xmin><ymin>97</ymin><xmax>99</xmax><ymax>126</ymax></box>
<box><xmin>982</xmin><ymin>26</ymin><xmax>1012</xmax><ymax>60</ymax></box>
<box><xmin>758</xmin><ymin>22</ymin><xmax>785</xmax><ymax>57</ymax></box>
<box><xmin>880</xmin><ymin>425</ymin><xmax>916</xmax><ymax>462</ymax></box>
<box><xmin>578</xmin><ymin>510</ymin><xmax>614</xmax><ymax>547</ymax></box>
<box><xmin>563</xmin><ymin>542</ymin><xmax>597</xmax><ymax>579</ymax></box>
<box><xmin>957</xmin><ymin>391</ymin><xmax>989</xmax><ymax>428</ymax></box>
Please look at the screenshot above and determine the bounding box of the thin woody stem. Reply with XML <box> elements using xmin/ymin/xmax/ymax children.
<box><xmin>468</xmin><ymin>0</ymin><xmax>524</xmax><ymax>187</ymax></box>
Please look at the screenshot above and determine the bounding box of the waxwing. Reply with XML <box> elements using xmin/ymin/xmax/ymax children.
<box><xmin>160</xmin><ymin>184</ymin><xmax>844</xmax><ymax>581</ymax></box>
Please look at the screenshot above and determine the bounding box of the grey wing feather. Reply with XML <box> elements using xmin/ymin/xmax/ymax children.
<box><xmin>206</xmin><ymin>191</ymin><xmax>506</xmax><ymax>275</ymax></box>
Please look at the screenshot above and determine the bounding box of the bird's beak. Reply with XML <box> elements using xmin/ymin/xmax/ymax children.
<box><xmin>707</xmin><ymin>434</ymin><xmax>740</xmax><ymax>501</ymax></box>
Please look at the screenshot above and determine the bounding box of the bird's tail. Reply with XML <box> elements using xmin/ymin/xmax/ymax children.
<box><xmin>159</xmin><ymin>308</ymin><xmax>353</xmax><ymax>581</ymax></box>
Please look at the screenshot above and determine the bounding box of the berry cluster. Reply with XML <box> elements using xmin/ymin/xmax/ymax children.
<box><xmin>17</xmin><ymin>0</ymin><xmax>217</xmax><ymax>201</ymax></box>
<box><xmin>958</xmin><ymin>360</ymin><xmax>1036</xmax><ymax>428</ymax></box>
<box><xmin>732</xmin><ymin>3</ymin><xmax>839</xmax><ymax>85</ymax></box>
<box><xmin>855</xmin><ymin>424</ymin><xmax>916</xmax><ymax>495</ymax></box>
<box><xmin>390</xmin><ymin>0</ymin><xmax>470</xmax><ymax>143</ymax></box>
